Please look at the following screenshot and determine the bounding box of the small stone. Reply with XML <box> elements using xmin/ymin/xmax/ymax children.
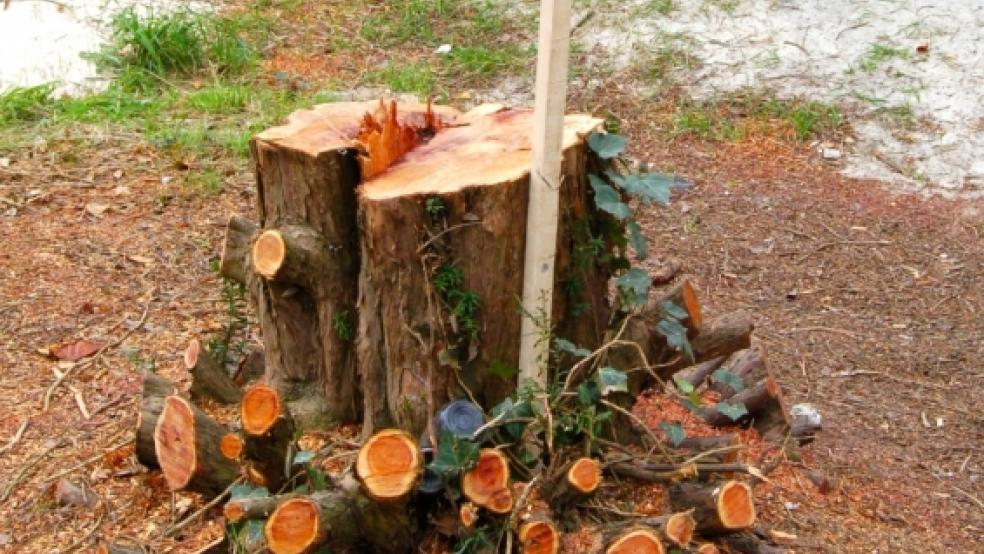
<box><xmin>434</xmin><ymin>43</ymin><xmax>452</xmax><ymax>55</ymax></box>
<box><xmin>822</xmin><ymin>148</ymin><xmax>842</xmax><ymax>160</ymax></box>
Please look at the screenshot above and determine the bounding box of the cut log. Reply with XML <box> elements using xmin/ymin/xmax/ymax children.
<box><xmin>543</xmin><ymin>457</ymin><xmax>601</xmax><ymax>508</ymax></box>
<box><xmin>696</xmin><ymin>544</ymin><xmax>721</xmax><ymax>554</ymax></box>
<box><xmin>154</xmin><ymin>395</ymin><xmax>240</xmax><ymax>496</ymax></box>
<box><xmin>675</xmin><ymin>355</ymin><xmax>727</xmax><ymax>389</ymax></box>
<box><xmin>220</xmin><ymin>215</ymin><xmax>258</xmax><ymax>285</ymax></box>
<box><xmin>661</xmin><ymin>310</ymin><xmax>753</xmax><ymax>376</ymax></box>
<box><xmin>602</xmin><ymin>512</ymin><xmax>696</xmax><ymax>549</ymax></box>
<box><xmin>459</xmin><ymin>501</ymin><xmax>479</xmax><ymax>529</ymax></box>
<box><xmin>185</xmin><ymin>338</ymin><xmax>242</xmax><ymax>405</ymax></box>
<box><xmin>264</xmin><ymin>474</ymin><xmax>413</xmax><ymax>554</ymax></box>
<box><xmin>356</xmin><ymin>105</ymin><xmax>608</xmax><ymax>434</ymax></box>
<box><xmin>517</xmin><ymin>516</ymin><xmax>561</xmax><ymax>554</ymax></box>
<box><xmin>136</xmin><ymin>371</ymin><xmax>175</xmax><ymax>469</ymax></box>
<box><xmin>234</xmin><ymin>348</ymin><xmax>266</xmax><ymax>387</ymax></box>
<box><xmin>244</xmin><ymin>101</ymin><xmax>457</xmax><ymax>428</ymax></box>
<box><xmin>605</xmin><ymin>528</ymin><xmax>665</xmax><ymax>554</ymax></box>
<box><xmin>702</xmin><ymin>377</ymin><xmax>782</xmax><ymax>429</ymax></box>
<box><xmin>668</xmin><ymin>481</ymin><xmax>755</xmax><ymax>535</ymax></box>
<box><xmin>708</xmin><ymin>347</ymin><xmax>766</xmax><ymax>399</ymax></box>
<box><xmin>219</xmin><ymin>433</ymin><xmax>243</xmax><ymax>461</ymax></box>
<box><xmin>224</xmin><ymin>494</ymin><xmax>291</xmax><ymax>523</ymax></box>
<box><xmin>241</xmin><ymin>385</ymin><xmax>296</xmax><ymax>491</ymax></box>
<box><xmin>674</xmin><ymin>435</ymin><xmax>741</xmax><ymax>464</ymax></box>
<box><xmin>462</xmin><ymin>448</ymin><xmax>513</xmax><ymax>514</ymax></box>
<box><xmin>356</xmin><ymin>428</ymin><xmax>421</xmax><ymax>502</ymax></box>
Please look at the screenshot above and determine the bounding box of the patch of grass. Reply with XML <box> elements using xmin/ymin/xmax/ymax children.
<box><xmin>0</xmin><ymin>84</ymin><xmax>55</xmax><ymax>125</ymax></box>
<box><xmin>186</xmin><ymin>85</ymin><xmax>252</xmax><ymax>114</ymax></box>
<box><xmin>859</xmin><ymin>43</ymin><xmax>909</xmax><ymax>72</ymax></box>
<box><xmin>706</xmin><ymin>0</ymin><xmax>739</xmax><ymax>14</ymax></box>
<box><xmin>186</xmin><ymin>167</ymin><xmax>225</xmax><ymax>195</ymax></box>
<box><xmin>672</xmin><ymin>92</ymin><xmax>843</xmax><ymax>142</ymax></box>
<box><xmin>445</xmin><ymin>45</ymin><xmax>526</xmax><ymax>79</ymax></box>
<box><xmin>641</xmin><ymin>0</ymin><xmax>675</xmax><ymax>15</ymax></box>
<box><xmin>367</xmin><ymin>61</ymin><xmax>437</xmax><ymax>97</ymax></box>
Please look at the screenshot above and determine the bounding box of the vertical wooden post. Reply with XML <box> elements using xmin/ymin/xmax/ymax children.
<box><xmin>518</xmin><ymin>0</ymin><xmax>573</xmax><ymax>387</ymax></box>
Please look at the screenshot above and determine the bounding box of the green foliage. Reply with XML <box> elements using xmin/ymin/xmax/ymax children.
<box><xmin>711</xmin><ymin>368</ymin><xmax>745</xmax><ymax>393</ymax></box>
<box><xmin>595</xmin><ymin>367</ymin><xmax>628</xmax><ymax>396</ymax></box>
<box><xmin>433</xmin><ymin>263</ymin><xmax>481</xmax><ymax>339</ymax></box>
<box><xmin>588</xmin><ymin>174</ymin><xmax>631</xmax><ymax>220</ymax></box>
<box><xmin>453</xmin><ymin>526</ymin><xmax>495</xmax><ymax>554</ymax></box>
<box><xmin>367</xmin><ymin>61</ymin><xmax>436</xmax><ymax>96</ymax></box>
<box><xmin>489</xmin><ymin>360</ymin><xmax>519</xmax><ymax>381</ymax></box>
<box><xmin>208</xmin><ymin>275</ymin><xmax>249</xmax><ymax>363</ymax></box>
<box><xmin>427</xmin><ymin>429</ymin><xmax>480</xmax><ymax>481</ymax></box>
<box><xmin>672</xmin><ymin>375</ymin><xmax>702</xmax><ymax>412</ymax></box>
<box><xmin>714</xmin><ymin>401</ymin><xmax>749</xmax><ymax>421</ymax></box>
<box><xmin>656</xmin><ymin>307</ymin><xmax>693</xmax><ymax>362</ymax></box>
<box><xmin>660</xmin><ymin>421</ymin><xmax>686</xmax><ymax>446</ymax></box>
<box><xmin>554</xmin><ymin>338</ymin><xmax>591</xmax><ymax>358</ymax></box>
<box><xmin>626</xmin><ymin>221</ymin><xmax>648</xmax><ymax>260</ymax></box>
<box><xmin>587</xmin><ymin>133</ymin><xmax>628</xmax><ymax>159</ymax></box>
<box><xmin>0</xmin><ymin>84</ymin><xmax>55</xmax><ymax>125</ymax></box>
<box><xmin>616</xmin><ymin>267</ymin><xmax>651</xmax><ymax>309</ymax></box>
<box><xmin>425</xmin><ymin>196</ymin><xmax>447</xmax><ymax>219</ymax></box>
<box><xmin>859</xmin><ymin>43</ymin><xmax>909</xmax><ymax>72</ymax></box>
<box><xmin>186</xmin><ymin>85</ymin><xmax>252</xmax><ymax>114</ymax></box>
<box><xmin>332</xmin><ymin>309</ymin><xmax>354</xmax><ymax>341</ymax></box>
<box><xmin>434</xmin><ymin>263</ymin><xmax>465</xmax><ymax>295</ymax></box>
<box><xmin>490</xmin><ymin>396</ymin><xmax>533</xmax><ymax>441</ymax></box>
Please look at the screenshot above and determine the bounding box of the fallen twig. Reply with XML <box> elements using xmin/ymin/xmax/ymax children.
<box><xmin>0</xmin><ymin>417</ymin><xmax>29</xmax><ymax>456</ymax></box>
<box><xmin>41</xmin><ymin>438</ymin><xmax>134</xmax><ymax>484</ymax></box>
<box><xmin>1</xmin><ymin>440</ymin><xmax>63</xmax><ymax>502</ymax></box>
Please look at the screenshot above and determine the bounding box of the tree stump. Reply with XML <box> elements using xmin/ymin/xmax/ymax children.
<box><xmin>223</xmin><ymin>101</ymin><xmax>609</xmax><ymax>434</ymax></box>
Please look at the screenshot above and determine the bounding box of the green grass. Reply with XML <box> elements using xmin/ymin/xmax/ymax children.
<box><xmin>671</xmin><ymin>92</ymin><xmax>844</xmax><ymax>142</ymax></box>
<box><xmin>0</xmin><ymin>84</ymin><xmax>55</xmax><ymax>125</ymax></box>
<box><xmin>367</xmin><ymin>62</ymin><xmax>437</xmax><ymax>97</ymax></box>
<box><xmin>644</xmin><ymin>0</ymin><xmax>676</xmax><ymax>15</ymax></box>
<box><xmin>859</xmin><ymin>43</ymin><xmax>909</xmax><ymax>72</ymax></box>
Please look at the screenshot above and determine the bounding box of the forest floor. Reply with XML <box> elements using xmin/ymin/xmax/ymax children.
<box><xmin>1</xmin><ymin>1</ymin><xmax>982</xmax><ymax>552</ymax></box>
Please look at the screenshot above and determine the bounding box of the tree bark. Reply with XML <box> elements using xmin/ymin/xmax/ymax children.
<box><xmin>668</xmin><ymin>481</ymin><xmax>755</xmax><ymax>535</ymax></box>
<box><xmin>241</xmin><ymin>385</ymin><xmax>297</xmax><ymax>492</ymax></box>
<box><xmin>356</xmin><ymin>107</ymin><xmax>607</xmax><ymax>434</ymax></box>
<box><xmin>708</xmin><ymin>346</ymin><xmax>767</xmax><ymax>399</ymax></box>
<box><xmin>185</xmin><ymin>338</ymin><xmax>242</xmax><ymax>405</ymax></box>
<box><xmin>224</xmin><ymin>494</ymin><xmax>293</xmax><ymax>523</ymax></box>
<box><xmin>136</xmin><ymin>370</ymin><xmax>175</xmax><ymax>469</ymax></box>
<box><xmin>264</xmin><ymin>474</ymin><xmax>414</xmax><ymax>554</ymax></box>
<box><xmin>154</xmin><ymin>395</ymin><xmax>240</xmax><ymax>497</ymax></box>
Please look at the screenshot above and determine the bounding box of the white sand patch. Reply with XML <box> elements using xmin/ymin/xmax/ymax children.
<box><xmin>0</xmin><ymin>0</ymin><xmax>203</xmax><ymax>96</ymax></box>
<box><xmin>580</xmin><ymin>0</ymin><xmax>984</xmax><ymax>196</ymax></box>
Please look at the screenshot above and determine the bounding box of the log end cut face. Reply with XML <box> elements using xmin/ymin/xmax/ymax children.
<box><xmin>254</xmin><ymin>100</ymin><xmax>460</xmax><ymax>158</ymax></box>
<box><xmin>356</xmin><ymin>429</ymin><xmax>421</xmax><ymax>501</ymax></box>
<box><xmin>462</xmin><ymin>448</ymin><xmax>512</xmax><ymax>512</ymax></box>
<box><xmin>183</xmin><ymin>338</ymin><xmax>201</xmax><ymax>369</ymax></box>
<box><xmin>569</xmin><ymin>457</ymin><xmax>602</xmax><ymax>494</ymax></box>
<box><xmin>361</xmin><ymin>107</ymin><xmax>603</xmax><ymax>201</ymax></box>
<box><xmin>219</xmin><ymin>433</ymin><xmax>243</xmax><ymax>461</ymax></box>
<box><xmin>242</xmin><ymin>384</ymin><xmax>282</xmax><ymax>435</ymax></box>
<box><xmin>717</xmin><ymin>481</ymin><xmax>756</xmax><ymax>530</ymax></box>
<box><xmin>265</xmin><ymin>497</ymin><xmax>321</xmax><ymax>554</ymax></box>
<box><xmin>606</xmin><ymin>529</ymin><xmax>665</xmax><ymax>554</ymax></box>
<box><xmin>154</xmin><ymin>396</ymin><xmax>198</xmax><ymax>490</ymax></box>
<box><xmin>665</xmin><ymin>511</ymin><xmax>697</xmax><ymax>546</ymax></box>
<box><xmin>518</xmin><ymin>520</ymin><xmax>560</xmax><ymax>554</ymax></box>
<box><xmin>252</xmin><ymin>230</ymin><xmax>287</xmax><ymax>281</ymax></box>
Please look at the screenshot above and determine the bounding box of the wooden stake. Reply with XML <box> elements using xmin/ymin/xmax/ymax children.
<box><xmin>518</xmin><ymin>0</ymin><xmax>574</xmax><ymax>386</ymax></box>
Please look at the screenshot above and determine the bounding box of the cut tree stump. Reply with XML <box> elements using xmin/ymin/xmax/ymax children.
<box><xmin>154</xmin><ymin>395</ymin><xmax>239</xmax><ymax>496</ymax></box>
<box><xmin>185</xmin><ymin>338</ymin><xmax>241</xmax><ymax>405</ymax></box>
<box><xmin>136</xmin><ymin>371</ymin><xmax>175</xmax><ymax>469</ymax></box>
<box><xmin>357</xmin><ymin>105</ymin><xmax>607</xmax><ymax>433</ymax></box>
<box><xmin>241</xmin><ymin>385</ymin><xmax>296</xmax><ymax>491</ymax></box>
<box><xmin>668</xmin><ymin>481</ymin><xmax>755</xmax><ymax>535</ymax></box>
<box><xmin>517</xmin><ymin>516</ymin><xmax>561</xmax><ymax>554</ymax></box>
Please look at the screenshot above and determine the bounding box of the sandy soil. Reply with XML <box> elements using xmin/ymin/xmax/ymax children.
<box><xmin>580</xmin><ymin>0</ymin><xmax>984</xmax><ymax>196</ymax></box>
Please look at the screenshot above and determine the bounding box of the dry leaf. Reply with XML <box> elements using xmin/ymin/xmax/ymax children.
<box><xmin>84</xmin><ymin>202</ymin><xmax>110</xmax><ymax>217</ymax></box>
<box><xmin>52</xmin><ymin>339</ymin><xmax>100</xmax><ymax>361</ymax></box>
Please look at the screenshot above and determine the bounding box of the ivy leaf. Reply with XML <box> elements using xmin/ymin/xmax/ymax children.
<box><xmin>589</xmin><ymin>174</ymin><xmax>631</xmax><ymax>220</ymax></box>
<box><xmin>715</xmin><ymin>401</ymin><xmax>749</xmax><ymax>422</ymax></box>
<box><xmin>626</xmin><ymin>220</ymin><xmax>648</xmax><ymax>260</ymax></box>
<box><xmin>595</xmin><ymin>366</ymin><xmax>628</xmax><ymax>396</ymax></box>
<box><xmin>491</xmin><ymin>397</ymin><xmax>532</xmax><ymax>440</ymax></box>
<box><xmin>489</xmin><ymin>360</ymin><xmax>519</xmax><ymax>381</ymax></box>
<box><xmin>555</xmin><ymin>338</ymin><xmax>591</xmax><ymax>358</ymax></box>
<box><xmin>428</xmin><ymin>429</ymin><xmax>480</xmax><ymax>480</ymax></box>
<box><xmin>587</xmin><ymin>133</ymin><xmax>627</xmax><ymax>159</ymax></box>
<box><xmin>660</xmin><ymin>421</ymin><xmax>687</xmax><ymax>447</ymax></box>
<box><xmin>673</xmin><ymin>375</ymin><xmax>695</xmax><ymax>395</ymax></box>
<box><xmin>292</xmin><ymin>450</ymin><xmax>316</xmax><ymax>466</ymax></box>
<box><xmin>578</xmin><ymin>381</ymin><xmax>600</xmax><ymax>406</ymax></box>
<box><xmin>617</xmin><ymin>268</ymin><xmax>651</xmax><ymax>308</ymax></box>
<box><xmin>711</xmin><ymin>368</ymin><xmax>745</xmax><ymax>393</ymax></box>
<box><xmin>657</xmin><ymin>317</ymin><xmax>694</xmax><ymax>362</ymax></box>
<box><xmin>660</xmin><ymin>300</ymin><xmax>689</xmax><ymax>322</ymax></box>
<box><xmin>229</xmin><ymin>484</ymin><xmax>269</xmax><ymax>499</ymax></box>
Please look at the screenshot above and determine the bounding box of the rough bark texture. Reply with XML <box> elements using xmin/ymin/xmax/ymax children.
<box><xmin>185</xmin><ymin>338</ymin><xmax>242</xmax><ymax>405</ymax></box>
<box><xmin>356</xmin><ymin>107</ymin><xmax>607</xmax><ymax>434</ymax></box>
<box><xmin>264</xmin><ymin>474</ymin><xmax>414</xmax><ymax>554</ymax></box>
<box><xmin>136</xmin><ymin>370</ymin><xmax>175</xmax><ymax>469</ymax></box>
<box><xmin>224</xmin><ymin>494</ymin><xmax>292</xmax><ymax>523</ymax></box>
<box><xmin>154</xmin><ymin>395</ymin><xmax>240</xmax><ymax>497</ymax></box>
<box><xmin>241</xmin><ymin>385</ymin><xmax>297</xmax><ymax>492</ymax></box>
<box><xmin>708</xmin><ymin>346</ymin><xmax>767</xmax><ymax>398</ymax></box>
